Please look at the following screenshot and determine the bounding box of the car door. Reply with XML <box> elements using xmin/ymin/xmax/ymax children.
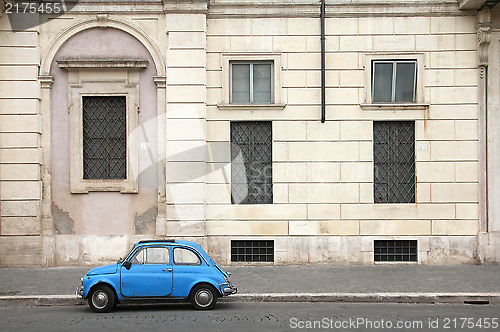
<box><xmin>120</xmin><ymin>246</ymin><xmax>173</xmax><ymax>297</ymax></box>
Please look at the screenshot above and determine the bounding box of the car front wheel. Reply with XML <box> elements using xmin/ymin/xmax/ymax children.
<box><xmin>88</xmin><ymin>284</ymin><xmax>116</xmax><ymax>313</ymax></box>
<box><xmin>190</xmin><ymin>284</ymin><xmax>218</xmax><ymax>310</ymax></box>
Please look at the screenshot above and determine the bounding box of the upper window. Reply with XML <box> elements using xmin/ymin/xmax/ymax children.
<box><xmin>83</xmin><ymin>96</ymin><xmax>127</xmax><ymax>180</ymax></box>
<box><xmin>173</xmin><ymin>248</ymin><xmax>201</xmax><ymax>265</ymax></box>
<box><xmin>372</xmin><ymin>60</ymin><xmax>416</xmax><ymax>103</ymax></box>
<box><xmin>230</xmin><ymin>61</ymin><xmax>273</xmax><ymax>104</ymax></box>
<box><xmin>132</xmin><ymin>247</ymin><xmax>170</xmax><ymax>265</ymax></box>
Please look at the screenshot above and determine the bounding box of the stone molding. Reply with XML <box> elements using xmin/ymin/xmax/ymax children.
<box><xmin>57</xmin><ymin>59</ymin><xmax>149</xmax><ymax>69</ymax></box>
<box><xmin>38</xmin><ymin>75</ymin><xmax>54</xmax><ymax>89</ymax></box>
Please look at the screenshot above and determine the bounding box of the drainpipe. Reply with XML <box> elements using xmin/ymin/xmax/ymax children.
<box><xmin>320</xmin><ymin>0</ymin><xmax>326</xmax><ymax>123</ymax></box>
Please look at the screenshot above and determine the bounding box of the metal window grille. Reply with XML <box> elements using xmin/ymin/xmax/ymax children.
<box><xmin>374</xmin><ymin>240</ymin><xmax>417</xmax><ymax>262</ymax></box>
<box><xmin>82</xmin><ymin>96</ymin><xmax>127</xmax><ymax>179</ymax></box>
<box><xmin>231</xmin><ymin>240</ymin><xmax>274</xmax><ymax>262</ymax></box>
<box><xmin>231</xmin><ymin>122</ymin><xmax>273</xmax><ymax>204</ymax></box>
<box><xmin>373</xmin><ymin>121</ymin><xmax>415</xmax><ymax>203</ymax></box>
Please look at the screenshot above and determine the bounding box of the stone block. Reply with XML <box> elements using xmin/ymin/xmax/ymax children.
<box><xmin>166</xmin><ymin>103</ymin><xmax>206</xmax><ymax>119</ymax></box>
<box><xmin>326</xmin><ymin>87</ymin><xmax>359</xmax><ymax>105</ymax></box>
<box><xmin>206</xmin><ymin>221</ymin><xmax>289</xmax><ymax>236</ymax></box>
<box><xmin>341</xmin><ymin>203</ymin><xmax>455</xmax><ymax>220</ymax></box>
<box><xmin>252</xmin><ymin>18</ymin><xmax>287</xmax><ymax>35</ymax></box>
<box><xmin>273</xmin><ymin>36</ymin><xmax>307</xmax><ymax>53</ymax></box>
<box><xmin>166</xmin><ymin>204</ymin><xmax>205</xmax><ymax>221</ymax></box>
<box><xmin>0</xmin><ymin>81</ymin><xmax>39</xmax><ymax>99</ymax></box>
<box><xmin>359</xmin><ymin>183</ymin><xmax>373</xmax><ymax>203</ymax></box>
<box><xmin>167</xmin><ymin>14</ymin><xmax>206</xmax><ymax>31</ymax></box>
<box><xmin>432</xmin><ymin>220</ymin><xmax>478</xmax><ymax>235</ymax></box>
<box><xmin>167</xmin><ymin>67</ymin><xmax>207</xmax><ymax>85</ymax></box>
<box><xmin>167</xmin><ymin>119</ymin><xmax>206</xmax><ymax>141</ymax></box>
<box><xmin>166</xmin><ymin>140</ymin><xmax>207</xmax><ymax>162</ymax></box>
<box><xmin>394</xmin><ymin>17</ymin><xmax>430</xmax><ymax>34</ymax></box>
<box><xmin>287</xmin><ymin>88</ymin><xmax>320</xmax><ymax>104</ymax></box>
<box><xmin>206</xmin><ymin>87</ymin><xmax>222</xmax><ymax>106</ymax></box>
<box><xmin>0</xmin><ymin>47</ymin><xmax>39</xmax><ymax>65</ymax></box>
<box><xmin>206</xmin><ymin>162</ymin><xmax>230</xmax><ymax>184</ymax></box>
<box><xmin>167</xmin><ymin>86</ymin><xmax>206</xmax><ymax>103</ymax></box>
<box><xmin>416</xmin><ymin>35</ymin><xmax>455</xmax><ymax>51</ymax></box>
<box><xmin>339</xmin><ymin>70</ymin><xmax>364</xmax><ymax>87</ymax></box>
<box><xmin>167</xmin><ymin>183</ymin><xmax>205</xmax><ymax>204</ymax></box>
<box><xmin>326</xmin><ymin>53</ymin><xmax>359</xmax><ymax>69</ymax></box>
<box><xmin>167</xmin><ymin>50</ymin><xmax>206</xmax><ymax>67</ymax></box>
<box><xmin>359</xmin><ymin>142</ymin><xmax>372</xmax><ymax>162</ymax></box>
<box><xmin>0</xmin><ymin>99</ymin><xmax>38</xmax><ymax>115</ymax></box>
<box><xmin>274</xmin><ymin>162</ymin><xmax>307</xmax><ymax>182</ymax></box>
<box><xmin>230</xmin><ymin>36</ymin><xmax>273</xmax><ymax>52</ymax></box>
<box><xmin>207</xmin><ymin>53</ymin><xmax>222</xmax><ymax>71</ymax></box>
<box><xmin>0</xmin><ymin>200</ymin><xmax>39</xmax><ymax>217</ymax></box>
<box><xmin>55</xmin><ymin>235</ymin><xmax>82</xmax><ymax>264</ymax></box>
<box><xmin>0</xmin><ymin>148</ymin><xmax>40</xmax><ymax>164</ymax></box>
<box><xmin>205</xmin><ymin>183</ymin><xmax>230</xmax><ymax>204</ymax></box>
<box><xmin>273</xmin><ymin>141</ymin><xmax>288</xmax><ymax>162</ymax></box>
<box><xmin>359</xmin><ymin>17</ymin><xmax>394</xmax><ymax>35</ymax></box>
<box><xmin>0</xmin><ymin>31</ymin><xmax>37</xmax><ymax>46</ymax></box>
<box><xmin>430</xmin><ymin>17</ymin><xmax>456</xmax><ymax>34</ymax></box>
<box><xmin>207</xmin><ymin>70</ymin><xmax>222</xmax><ymax>88</ymax></box>
<box><xmin>206</xmin><ymin>204</ymin><xmax>306</xmax><ymax>220</ymax></box>
<box><xmin>1</xmin><ymin>216</ymin><xmax>40</xmax><ymax>235</ymax></box>
<box><xmin>430</xmin><ymin>51</ymin><xmax>477</xmax><ymax>69</ymax></box>
<box><xmin>0</xmin><ymin>236</ymin><xmax>42</xmax><ymax>267</ymax></box>
<box><xmin>207</xmin><ymin>18</ymin><xmax>251</xmax><ymax>35</ymax></box>
<box><xmin>306</xmin><ymin>121</ymin><xmax>340</xmax><ymax>141</ymax></box>
<box><xmin>0</xmin><ymin>66</ymin><xmax>38</xmax><ymax>81</ymax></box>
<box><xmin>360</xmin><ymin>220</ymin><xmax>432</xmax><ymax>236</ymax></box>
<box><xmin>417</xmin><ymin>183</ymin><xmax>431</xmax><ymax>203</ymax></box>
<box><xmin>170</xmin><ymin>32</ymin><xmax>206</xmax><ymax>49</ymax></box>
<box><xmin>274</xmin><ymin>121</ymin><xmax>307</xmax><ymax>141</ymax></box>
<box><xmin>430</xmin><ymin>141</ymin><xmax>478</xmax><ymax>161</ymax></box>
<box><xmin>430</xmin><ymin>87</ymin><xmax>478</xmax><ymax>104</ymax></box>
<box><xmin>456</xmin><ymin>203</ymin><xmax>479</xmax><ymax>220</ymax></box>
<box><xmin>455</xmin><ymin>120</ymin><xmax>478</xmax><ymax>140</ymax></box>
<box><xmin>339</xmin><ymin>35</ymin><xmax>372</xmax><ymax>52</ymax></box>
<box><xmin>207</xmin><ymin>121</ymin><xmax>229</xmax><ymax>142</ymax></box>
<box><xmin>287</xmin><ymin>18</ymin><xmax>319</xmax><ymax>35</ymax></box>
<box><xmin>0</xmin><ymin>114</ymin><xmax>40</xmax><ymax>133</ymax></box>
<box><xmin>289</xmin><ymin>142</ymin><xmax>359</xmax><ymax>162</ymax></box>
<box><xmin>273</xmin><ymin>183</ymin><xmax>289</xmax><ymax>203</ymax></box>
<box><xmin>455</xmin><ymin>34</ymin><xmax>479</xmax><ymax>51</ymax></box>
<box><xmin>340</xmin><ymin>121</ymin><xmax>372</xmax><ymax>141</ymax></box>
<box><xmin>282</xmin><ymin>70</ymin><xmax>307</xmax><ymax>88</ymax></box>
<box><xmin>340</xmin><ymin>162</ymin><xmax>372</xmax><ymax>182</ymax></box>
<box><xmin>82</xmin><ymin>236</ymin><xmax>128</xmax><ymax>265</ymax></box>
<box><xmin>325</xmin><ymin>18</ymin><xmax>358</xmax><ymax>35</ymax></box>
<box><xmin>425</xmin><ymin>69</ymin><xmax>454</xmax><ymax>87</ymax></box>
<box><xmin>373</xmin><ymin>35</ymin><xmax>415</xmax><ymax>52</ymax></box>
<box><xmin>166</xmin><ymin>162</ymin><xmax>205</xmax><ymax>183</ymax></box>
<box><xmin>416</xmin><ymin>162</ymin><xmax>455</xmax><ymax>182</ymax></box>
<box><xmin>166</xmin><ymin>220</ymin><xmax>205</xmax><ymax>237</ymax></box>
<box><xmin>455</xmin><ymin>162</ymin><xmax>479</xmax><ymax>182</ymax></box>
<box><xmin>431</xmin><ymin>183</ymin><xmax>478</xmax><ymax>203</ymax></box>
<box><xmin>289</xmin><ymin>183</ymin><xmax>359</xmax><ymax>203</ymax></box>
<box><xmin>1</xmin><ymin>181</ymin><xmax>40</xmax><ymax>200</ymax></box>
<box><xmin>454</xmin><ymin>69</ymin><xmax>478</xmax><ymax>87</ymax></box>
<box><xmin>307</xmin><ymin>162</ymin><xmax>341</xmax><ymax>182</ymax></box>
<box><xmin>307</xmin><ymin>204</ymin><xmax>341</xmax><ymax>219</ymax></box>
<box><xmin>206</xmin><ymin>36</ymin><xmax>230</xmax><ymax>52</ymax></box>
<box><xmin>0</xmin><ymin>164</ymin><xmax>39</xmax><ymax>181</ymax></box>
<box><xmin>287</xmin><ymin>53</ymin><xmax>320</xmax><ymax>70</ymax></box>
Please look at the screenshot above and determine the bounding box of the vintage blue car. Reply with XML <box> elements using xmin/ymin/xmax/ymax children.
<box><xmin>77</xmin><ymin>239</ymin><xmax>237</xmax><ymax>312</ymax></box>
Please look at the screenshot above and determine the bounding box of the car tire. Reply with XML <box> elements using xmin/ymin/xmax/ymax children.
<box><xmin>190</xmin><ymin>284</ymin><xmax>218</xmax><ymax>310</ymax></box>
<box><xmin>88</xmin><ymin>284</ymin><xmax>116</xmax><ymax>313</ymax></box>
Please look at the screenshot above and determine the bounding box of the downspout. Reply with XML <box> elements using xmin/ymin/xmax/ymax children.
<box><xmin>320</xmin><ymin>0</ymin><xmax>326</xmax><ymax>123</ymax></box>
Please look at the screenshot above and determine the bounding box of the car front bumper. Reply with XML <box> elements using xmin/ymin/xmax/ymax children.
<box><xmin>222</xmin><ymin>285</ymin><xmax>237</xmax><ymax>295</ymax></box>
<box><xmin>76</xmin><ymin>284</ymin><xmax>84</xmax><ymax>299</ymax></box>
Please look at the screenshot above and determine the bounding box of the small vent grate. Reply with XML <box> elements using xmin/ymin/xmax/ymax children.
<box><xmin>374</xmin><ymin>240</ymin><xmax>417</xmax><ymax>262</ymax></box>
<box><xmin>231</xmin><ymin>240</ymin><xmax>274</xmax><ymax>262</ymax></box>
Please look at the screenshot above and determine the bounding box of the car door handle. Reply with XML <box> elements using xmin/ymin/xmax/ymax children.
<box><xmin>163</xmin><ymin>268</ymin><xmax>172</xmax><ymax>272</ymax></box>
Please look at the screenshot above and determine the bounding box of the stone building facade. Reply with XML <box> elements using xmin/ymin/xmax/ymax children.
<box><xmin>0</xmin><ymin>0</ymin><xmax>499</xmax><ymax>266</ymax></box>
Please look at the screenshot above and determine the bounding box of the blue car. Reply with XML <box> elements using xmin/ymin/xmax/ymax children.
<box><xmin>77</xmin><ymin>239</ymin><xmax>237</xmax><ymax>312</ymax></box>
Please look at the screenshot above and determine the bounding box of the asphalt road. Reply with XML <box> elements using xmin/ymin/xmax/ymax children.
<box><xmin>0</xmin><ymin>302</ymin><xmax>498</xmax><ymax>332</ymax></box>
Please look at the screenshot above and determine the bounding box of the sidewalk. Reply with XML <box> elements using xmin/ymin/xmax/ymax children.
<box><xmin>1</xmin><ymin>265</ymin><xmax>499</xmax><ymax>306</ymax></box>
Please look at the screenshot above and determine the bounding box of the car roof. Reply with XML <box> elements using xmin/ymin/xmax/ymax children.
<box><xmin>133</xmin><ymin>240</ymin><xmax>211</xmax><ymax>262</ymax></box>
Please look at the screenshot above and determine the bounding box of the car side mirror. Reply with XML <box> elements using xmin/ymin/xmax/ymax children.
<box><xmin>123</xmin><ymin>261</ymin><xmax>132</xmax><ymax>270</ymax></box>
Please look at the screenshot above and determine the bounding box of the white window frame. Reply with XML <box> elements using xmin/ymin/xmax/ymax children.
<box><xmin>372</xmin><ymin>60</ymin><xmax>417</xmax><ymax>103</ymax></box>
<box><xmin>362</xmin><ymin>53</ymin><xmax>428</xmax><ymax>111</ymax></box>
<box><xmin>57</xmin><ymin>59</ymin><xmax>147</xmax><ymax>193</ymax></box>
<box><xmin>229</xmin><ymin>61</ymin><xmax>275</xmax><ymax>104</ymax></box>
<box><xmin>218</xmin><ymin>53</ymin><xmax>285</xmax><ymax>110</ymax></box>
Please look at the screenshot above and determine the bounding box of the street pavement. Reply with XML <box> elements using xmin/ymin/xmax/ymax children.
<box><xmin>0</xmin><ymin>265</ymin><xmax>499</xmax><ymax>306</ymax></box>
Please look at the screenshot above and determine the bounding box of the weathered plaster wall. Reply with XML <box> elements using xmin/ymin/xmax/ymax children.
<box><xmin>50</xmin><ymin>28</ymin><xmax>158</xmax><ymax>238</ymax></box>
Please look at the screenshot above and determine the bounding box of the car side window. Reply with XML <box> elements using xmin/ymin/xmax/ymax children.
<box><xmin>173</xmin><ymin>247</ymin><xmax>201</xmax><ymax>265</ymax></box>
<box><xmin>131</xmin><ymin>247</ymin><xmax>170</xmax><ymax>264</ymax></box>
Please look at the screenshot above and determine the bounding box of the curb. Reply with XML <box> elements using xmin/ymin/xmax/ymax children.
<box><xmin>0</xmin><ymin>293</ymin><xmax>499</xmax><ymax>306</ymax></box>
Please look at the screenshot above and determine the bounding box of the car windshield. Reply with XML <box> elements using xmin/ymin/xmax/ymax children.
<box><xmin>118</xmin><ymin>245</ymin><xmax>136</xmax><ymax>263</ymax></box>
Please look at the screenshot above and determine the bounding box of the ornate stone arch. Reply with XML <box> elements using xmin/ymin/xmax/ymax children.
<box><xmin>38</xmin><ymin>16</ymin><xmax>166</xmax><ymax>266</ymax></box>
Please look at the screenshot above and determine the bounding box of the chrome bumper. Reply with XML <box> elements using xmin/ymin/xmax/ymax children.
<box><xmin>222</xmin><ymin>285</ymin><xmax>237</xmax><ymax>295</ymax></box>
<box><xmin>76</xmin><ymin>284</ymin><xmax>83</xmax><ymax>298</ymax></box>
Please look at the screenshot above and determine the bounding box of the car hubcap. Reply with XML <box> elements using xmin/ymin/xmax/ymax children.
<box><xmin>92</xmin><ymin>290</ymin><xmax>108</xmax><ymax>309</ymax></box>
<box><xmin>195</xmin><ymin>289</ymin><xmax>213</xmax><ymax>307</ymax></box>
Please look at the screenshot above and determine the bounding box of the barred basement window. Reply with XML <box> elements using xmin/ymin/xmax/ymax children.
<box><xmin>83</xmin><ymin>96</ymin><xmax>127</xmax><ymax>179</ymax></box>
<box><xmin>374</xmin><ymin>240</ymin><xmax>417</xmax><ymax>262</ymax></box>
<box><xmin>231</xmin><ymin>240</ymin><xmax>274</xmax><ymax>262</ymax></box>
<box><xmin>231</xmin><ymin>121</ymin><xmax>273</xmax><ymax>204</ymax></box>
<box><xmin>373</xmin><ymin>121</ymin><xmax>415</xmax><ymax>203</ymax></box>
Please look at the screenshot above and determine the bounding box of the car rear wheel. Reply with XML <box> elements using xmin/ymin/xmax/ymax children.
<box><xmin>190</xmin><ymin>284</ymin><xmax>218</xmax><ymax>310</ymax></box>
<box><xmin>88</xmin><ymin>284</ymin><xmax>115</xmax><ymax>313</ymax></box>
